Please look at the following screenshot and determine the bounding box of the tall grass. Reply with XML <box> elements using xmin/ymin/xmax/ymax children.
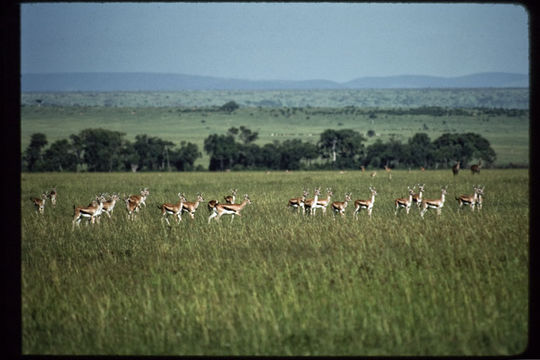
<box><xmin>21</xmin><ymin>169</ymin><xmax>528</xmax><ymax>355</ymax></box>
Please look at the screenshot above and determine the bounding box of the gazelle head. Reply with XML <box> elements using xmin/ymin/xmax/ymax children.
<box><xmin>408</xmin><ymin>186</ymin><xmax>415</xmax><ymax>196</ymax></box>
<box><xmin>344</xmin><ymin>192</ymin><xmax>352</xmax><ymax>202</ymax></box>
<box><xmin>314</xmin><ymin>187</ymin><xmax>321</xmax><ymax>196</ymax></box>
<box><xmin>369</xmin><ymin>186</ymin><xmax>377</xmax><ymax>196</ymax></box>
<box><xmin>141</xmin><ymin>187</ymin><xmax>150</xmax><ymax>196</ymax></box>
<box><xmin>243</xmin><ymin>194</ymin><xmax>252</xmax><ymax>204</ymax></box>
<box><xmin>196</xmin><ymin>192</ymin><xmax>204</xmax><ymax>202</ymax></box>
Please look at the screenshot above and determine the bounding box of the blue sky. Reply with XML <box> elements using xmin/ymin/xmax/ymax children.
<box><xmin>21</xmin><ymin>2</ymin><xmax>529</xmax><ymax>82</ymax></box>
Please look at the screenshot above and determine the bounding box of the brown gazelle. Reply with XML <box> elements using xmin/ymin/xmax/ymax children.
<box><xmin>331</xmin><ymin>192</ymin><xmax>352</xmax><ymax>217</ymax></box>
<box><xmin>476</xmin><ymin>185</ymin><xmax>484</xmax><ymax>211</ymax></box>
<box><xmin>288</xmin><ymin>189</ymin><xmax>309</xmax><ymax>214</ymax></box>
<box><xmin>48</xmin><ymin>188</ymin><xmax>57</xmax><ymax>207</ymax></box>
<box><xmin>129</xmin><ymin>187</ymin><xmax>150</xmax><ymax>211</ymax></box>
<box><xmin>471</xmin><ymin>160</ymin><xmax>482</xmax><ymax>175</ymax></box>
<box><xmin>452</xmin><ymin>161</ymin><xmax>460</xmax><ymax>176</ymax></box>
<box><xmin>224</xmin><ymin>189</ymin><xmax>238</xmax><ymax>204</ymax></box>
<box><xmin>354</xmin><ymin>186</ymin><xmax>377</xmax><ymax>219</ymax></box>
<box><xmin>412</xmin><ymin>184</ymin><xmax>425</xmax><ymax>208</ymax></box>
<box><xmin>456</xmin><ymin>185</ymin><xmax>479</xmax><ymax>211</ymax></box>
<box><xmin>31</xmin><ymin>193</ymin><xmax>48</xmax><ymax>214</ymax></box>
<box><xmin>313</xmin><ymin>188</ymin><xmax>333</xmax><ymax>215</ymax></box>
<box><xmin>101</xmin><ymin>193</ymin><xmax>120</xmax><ymax>218</ymax></box>
<box><xmin>208</xmin><ymin>194</ymin><xmax>252</xmax><ymax>223</ymax></box>
<box><xmin>72</xmin><ymin>195</ymin><xmax>106</xmax><ymax>228</ymax></box>
<box><xmin>181</xmin><ymin>193</ymin><xmax>205</xmax><ymax>219</ymax></box>
<box><xmin>420</xmin><ymin>186</ymin><xmax>448</xmax><ymax>218</ymax></box>
<box><xmin>159</xmin><ymin>192</ymin><xmax>187</xmax><ymax>225</ymax></box>
<box><xmin>395</xmin><ymin>186</ymin><xmax>415</xmax><ymax>215</ymax></box>
<box><xmin>303</xmin><ymin>187</ymin><xmax>321</xmax><ymax>215</ymax></box>
<box><xmin>207</xmin><ymin>199</ymin><xmax>219</xmax><ymax>212</ymax></box>
<box><xmin>124</xmin><ymin>196</ymin><xmax>139</xmax><ymax>221</ymax></box>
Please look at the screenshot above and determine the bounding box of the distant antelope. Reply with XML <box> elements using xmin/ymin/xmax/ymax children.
<box><xmin>471</xmin><ymin>160</ymin><xmax>482</xmax><ymax>175</ymax></box>
<box><xmin>159</xmin><ymin>192</ymin><xmax>186</xmax><ymax>225</ymax></box>
<box><xmin>370</xmin><ymin>171</ymin><xmax>377</xmax><ymax>178</ymax></box>
<box><xmin>395</xmin><ymin>186</ymin><xmax>415</xmax><ymax>215</ymax></box>
<box><xmin>48</xmin><ymin>188</ymin><xmax>57</xmax><ymax>207</ymax></box>
<box><xmin>72</xmin><ymin>195</ymin><xmax>106</xmax><ymax>228</ymax></box>
<box><xmin>476</xmin><ymin>185</ymin><xmax>484</xmax><ymax>211</ymax></box>
<box><xmin>208</xmin><ymin>194</ymin><xmax>252</xmax><ymax>223</ymax></box>
<box><xmin>31</xmin><ymin>193</ymin><xmax>47</xmax><ymax>214</ymax></box>
<box><xmin>331</xmin><ymin>192</ymin><xmax>352</xmax><ymax>217</ymax></box>
<box><xmin>124</xmin><ymin>196</ymin><xmax>139</xmax><ymax>221</ymax></box>
<box><xmin>452</xmin><ymin>161</ymin><xmax>460</xmax><ymax>176</ymax></box>
<box><xmin>353</xmin><ymin>186</ymin><xmax>377</xmax><ymax>219</ymax></box>
<box><xmin>456</xmin><ymin>185</ymin><xmax>480</xmax><ymax>211</ymax></box>
<box><xmin>288</xmin><ymin>189</ymin><xmax>309</xmax><ymax>214</ymax></box>
<box><xmin>181</xmin><ymin>193</ymin><xmax>204</xmax><ymax>219</ymax></box>
<box><xmin>207</xmin><ymin>199</ymin><xmax>219</xmax><ymax>212</ymax></box>
<box><xmin>412</xmin><ymin>184</ymin><xmax>425</xmax><ymax>208</ymax></box>
<box><xmin>101</xmin><ymin>193</ymin><xmax>120</xmax><ymax>218</ymax></box>
<box><xmin>420</xmin><ymin>167</ymin><xmax>425</xmax><ymax>172</ymax></box>
<box><xmin>312</xmin><ymin>188</ymin><xmax>333</xmax><ymax>215</ymax></box>
<box><xmin>224</xmin><ymin>189</ymin><xmax>238</xmax><ymax>204</ymax></box>
<box><xmin>420</xmin><ymin>186</ymin><xmax>448</xmax><ymax>218</ymax></box>
<box><xmin>303</xmin><ymin>187</ymin><xmax>321</xmax><ymax>215</ymax></box>
<box><xmin>361</xmin><ymin>166</ymin><xmax>366</xmax><ymax>173</ymax></box>
<box><xmin>129</xmin><ymin>187</ymin><xmax>149</xmax><ymax>211</ymax></box>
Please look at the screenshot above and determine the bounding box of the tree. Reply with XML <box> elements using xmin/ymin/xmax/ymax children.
<box><xmin>406</xmin><ymin>133</ymin><xmax>435</xmax><ymax>168</ymax></box>
<box><xmin>318</xmin><ymin>129</ymin><xmax>366</xmax><ymax>168</ymax></box>
<box><xmin>133</xmin><ymin>134</ymin><xmax>175</xmax><ymax>171</ymax></box>
<box><xmin>220</xmin><ymin>100</ymin><xmax>240</xmax><ymax>113</ymax></box>
<box><xmin>78</xmin><ymin>128</ymin><xmax>126</xmax><ymax>172</ymax></box>
<box><xmin>42</xmin><ymin>139</ymin><xmax>78</xmax><ymax>171</ymax></box>
<box><xmin>204</xmin><ymin>133</ymin><xmax>238</xmax><ymax>171</ymax></box>
<box><xmin>23</xmin><ymin>133</ymin><xmax>48</xmax><ymax>171</ymax></box>
<box><xmin>172</xmin><ymin>141</ymin><xmax>202</xmax><ymax>171</ymax></box>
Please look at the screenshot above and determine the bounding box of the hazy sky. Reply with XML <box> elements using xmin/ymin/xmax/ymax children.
<box><xmin>21</xmin><ymin>2</ymin><xmax>529</xmax><ymax>82</ymax></box>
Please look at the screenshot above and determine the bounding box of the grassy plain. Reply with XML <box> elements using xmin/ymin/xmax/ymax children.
<box><xmin>21</xmin><ymin>104</ymin><xmax>529</xmax><ymax>167</ymax></box>
<box><xmin>21</xmin><ymin>169</ymin><xmax>528</xmax><ymax>355</ymax></box>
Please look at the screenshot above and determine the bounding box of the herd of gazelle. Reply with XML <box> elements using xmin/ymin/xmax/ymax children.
<box><xmin>30</xmin><ymin>182</ymin><xmax>485</xmax><ymax>227</ymax></box>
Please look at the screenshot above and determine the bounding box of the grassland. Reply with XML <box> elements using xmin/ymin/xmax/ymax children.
<box><xmin>21</xmin><ymin>169</ymin><xmax>529</xmax><ymax>355</ymax></box>
<box><xmin>21</xmin><ymin>104</ymin><xmax>529</xmax><ymax>167</ymax></box>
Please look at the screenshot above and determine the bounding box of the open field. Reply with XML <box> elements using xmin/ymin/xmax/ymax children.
<box><xmin>21</xmin><ymin>104</ymin><xmax>529</xmax><ymax>167</ymax></box>
<box><xmin>22</xmin><ymin>169</ymin><xmax>529</xmax><ymax>355</ymax></box>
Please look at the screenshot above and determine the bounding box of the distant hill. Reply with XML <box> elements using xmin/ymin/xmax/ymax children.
<box><xmin>21</xmin><ymin>72</ymin><xmax>528</xmax><ymax>92</ymax></box>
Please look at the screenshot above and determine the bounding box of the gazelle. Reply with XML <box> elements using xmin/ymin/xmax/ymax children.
<box><xmin>224</xmin><ymin>189</ymin><xmax>238</xmax><ymax>204</ymax></box>
<box><xmin>207</xmin><ymin>199</ymin><xmax>219</xmax><ymax>212</ymax></box>
<box><xmin>159</xmin><ymin>192</ymin><xmax>187</xmax><ymax>225</ymax></box>
<box><xmin>471</xmin><ymin>160</ymin><xmax>482</xmax><ymax>175</ymax></box>
<box><xmin>353</xmin><ymin>186</ymin><xmax>377</xmax><ymax>219</ymax></box>
<box><xmin>303</xmin><ymin>187</ymin><xmax>321</xmax><ymax>215</ymax></box>
<box><xmin>395</xmin><ymin>186</ymin><xmax>415</xmax><ymax>215</ymax></box>
<box><xmin>72</xmin><ymin>195</ymin><xmax>106</xmax><ymax>228</ymax></box>
<box><xmin>101</xmin><ymin>193</ymin><xmax>120</xmax><ymax>218</ymax></box>
<box><xmin>208</xmin><ymin>194</ymin><xmax>252</xmax><ymax>223</ymax></box>
<box><xmin>476</xmin><ymin>185</ymin><xmax>484</xmax><ymax>211</ymax></box>
<box><xmin>129</xmin><ymin>187</ymin><xmax>149</xmax><ymax>211</ymax></box>
<box><xmin>420</xmin><ymin>186</ymin><xmax>448</xmax><ymax>218</ymax></box>
<box><xmin>288</xmin><ymin>189</ymin><xmax>309</xmax><ymax>214</ymax></box>
<box><xmin>412</xmin><ymin>184</ymin><xmax>425</xmax><ymax>208</ymax></box>
<box><xmin>124</xmin><ymin>196</ymin><xmax>139</xmax><ymax>221</ymax></box>
<box><xmin>31</xmin><ymin>193</ymin><xmax>48</xmax><ymax>214</ymax></box>
<box><xmin>331</xmin><ymin>192</ymin><xmax>352</xmax><ymax>217</ymax></box>
<box><xmin>312</xmin><ymin>188</ymin><xmax>333</xmax><ymax>215</ymax></box>
<box><xmin>48</xmin><ymin>188</ymin><xmax>57</xmax><ymax>207</ymax></box>
<box><xmin>181</xmin><ymin>193</ymin><xmax>204</xmax><ymax>219</ymax></box>
<box><xmin>452</xmin><ymin>161</ymin><xmax>460</xmax><ymax>176</ymax></box>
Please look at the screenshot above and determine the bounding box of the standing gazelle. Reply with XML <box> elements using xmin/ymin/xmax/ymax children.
<box><xmin>181</xmin><ymin>193</ymin><xmax>205</xmax><ymax>219</ymax></box>
<box><xmin>395</xmin><ymin>186</ymin><xmax>415</xmax><ymax>215</ymax></box>
<box><xmin>208</xmin><ymin>194</ymin><xmax>252</xmax><ymax>223</ymax></box>
<box><xmin>476</xmin><ymin>185</ymin><xmax>484</xmax><ymax>211</ymax></box>
<box><xmin>456</xmin><ymin>185</ymin><xmax>480</xmax><ymax>211</ymax></box>
<box><xmin>288</xmin><ymin>189</ymin><xmax>309</xmax><ymax>214</ymax></box>
<box><xmin>224</xmin><ymin>189</ymin><xmax>238</xmax><ymax>204</ymax></box>
<box><xmin>31</xmin><ymin>193</ymin><xmax>48</xmax><ymax>214</ymax></box>
<box><xmin>129</xmin><ymin>187</ymin><xmax>150</xmax><ymax>212</ymax></box>
<box><xmin>159</xmin><ymin>192</ymin><xmax>187</xmax><ymax>225</ymax></box>
<box><xmin>101</xmin><ymin>193</ymin><xmax>120</xmax><ymax>218</ymax></box>
<box><xmin>124</xmin><ymin>196</ymin><xmax>139</xmax><ymax>221</ymax></box>
<box><xmin>48</xmin><ymin>188</ymin><xmax>57</xmax><ymax>207</ymax></box>
<box><xmin>353</xmin><ymin>186</ymin><xmax>377</xmax><ymax>219</ymax></box>
<box><xmin>331</xmin><ymin>192</ymin><xmax>352</xmax><ymax>217</ymax></box>
<box><xmin>412</xmin><ymin>184</ymin><xmax>425</xmax><ymax>209</ymax></box>
<box><xmin>303</xmin><ymin>187</ymin><xmax>321</xmax><ymax>215</ymax></box>
<box><xmin>72</xmin><ymin>195</ymin><xmax>106</xmax><ymax>228</ymax></box>
<box><xmin>420</xmin><ymin>186</ymin><xmax>448</xmax><ymax>218</ymax></box>
<box><xmin>313</xmin><ymin>188</ymin><xmax>333</xmax><ymax>215</ymax></box>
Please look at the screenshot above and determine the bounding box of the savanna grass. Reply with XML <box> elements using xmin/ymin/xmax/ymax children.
<box><xmin>21</xmin><ymin>169</ymin><xmax>529</xmax><ymax>355</ymax></box>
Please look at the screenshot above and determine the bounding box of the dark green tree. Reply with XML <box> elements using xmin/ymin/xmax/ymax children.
<box><xmin>42</xmin><ymin>139</ymin><xmax>78</xmax><ymax>171</ymax></box>
<box><xmin>78</xmin><ymin>128</ymin><xmax>126</xmax><ymax>172</ymax></box>
<box><xmin>23</xmin><ymin>133</ymin><xmax>48</xmax><ymax>171</ymax></box>
<box><xmin>318</xmin><ymin>129</ymin><xmax>366</xmax><ymax>168</ymax></box>
<box><xmin>172</xmin><ymin>141</ymin><xmax>202</xmax><ymax>171</ymax></box>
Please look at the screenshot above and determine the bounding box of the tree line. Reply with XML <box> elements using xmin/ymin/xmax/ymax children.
<box><xmin>23</xmin><ymin>126</ymin><xmax>496</xmax><ymax>172</ymax></box>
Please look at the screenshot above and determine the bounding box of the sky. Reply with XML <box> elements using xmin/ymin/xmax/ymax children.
<box><xmin>20</xmin><ymin>2</ymin><xmax>529</xmax><ymax>83</ymax></box>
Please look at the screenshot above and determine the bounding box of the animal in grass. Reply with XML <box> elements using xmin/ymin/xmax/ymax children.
<box><xmin>31</xmin><ymin>193</ymin><xmax>48</xmax><ymax>214</ymax></box>
<box><xmin>411</xmin><ymin>184</ymin><xmax>425</xmax><ymax>209</ymax></box>
<box><xmin>312</xmin><ymin>188</ymin><xmax>333</xmax><ymax>215</ymax></box>
<box><xmin>124</xmin><ymin>196</ymin><xmax>139</xmax><ymax>221</ymax></box>
<box><xmin>101</xmin><ymin>193</ymin><xmax>120</xmax><ymax>218</ymax></box>
<box><xmin>353</xmin><ymin>186</ymin><xmax>377</xmax><ymax>219</ymax></box>
<box><xmin>72</xmin><ymin>194</ymin><xmax>106</xmax><ymax>228</ymax></box>
<box><xmin>158</xmin><ymin>192</ymin><xmax>187</xmax><ymax>225</ymax></box>
<box><xmin>224</xmin><ymin>189</ymin><xmax>238</xmax><ymax>204</ymax></box>
<box><xmin>470</xmin><ymin>160</ymin><xmax>482</xmax><ymax>175</ymax></box>
<box><xmin>207</xmin><ymin>199</ymin><xmax>219</xmax><ymax>212</ymax></box>
<box><xmin>303</xmin><ymin>187</ymin><xmax>321</xmax><ymax>215</ymax></box>
<box><xmin>181</xmin><ymin>193</ymin><xmax>205</xmax><ymax>219</ymax></box>
<box><xmin>288</xmin><ymin>189</ymin><xmax>309</xmax><ymax>214</ymax></box>
<box><xmin>420</xmin><ymin>186</ymin><xmax>448</xmax><ymax>219</ymax></box>
<box><xmin>331</xmin><ymin>192</ymin><xmax>352</xmax><ymax>217</ymax></box>
<box><xmin>48</xmin><ymin>188</ymin><xmax>57</xmax><ymax>207</ymax></box>
<box><xmin>208</xmin><ymin>194</ymin><xmax>252</xmax><ymax>223</ymax></box>
<box><xmin>452</xmin><ymin>161</ymin><xmax>460</xmax><ymax>176</ymax></box>
<box><xmin>129</xmin><ymin>187</ymin><xmax>150</xmax><ymax>212</ymax></box>
<box><xmin>395</xmin><ymin>186</ymin><xmax>415</xmax><ymax>215</ymax></box>
<box><xmin>456</xmin><ymin>185</ymin><xmax>484</xmax><ymax>211</ymax></box>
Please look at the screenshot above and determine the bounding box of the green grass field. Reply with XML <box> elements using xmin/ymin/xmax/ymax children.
<box><xmin>21</xmin><ymin>105</ymin><xmax>529</xmax><ymax>167</ymax></box>
<box><xmin>21</xmin><ymin>169</ymin><xmax>529</xmax><ymax>355</ymax></box>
